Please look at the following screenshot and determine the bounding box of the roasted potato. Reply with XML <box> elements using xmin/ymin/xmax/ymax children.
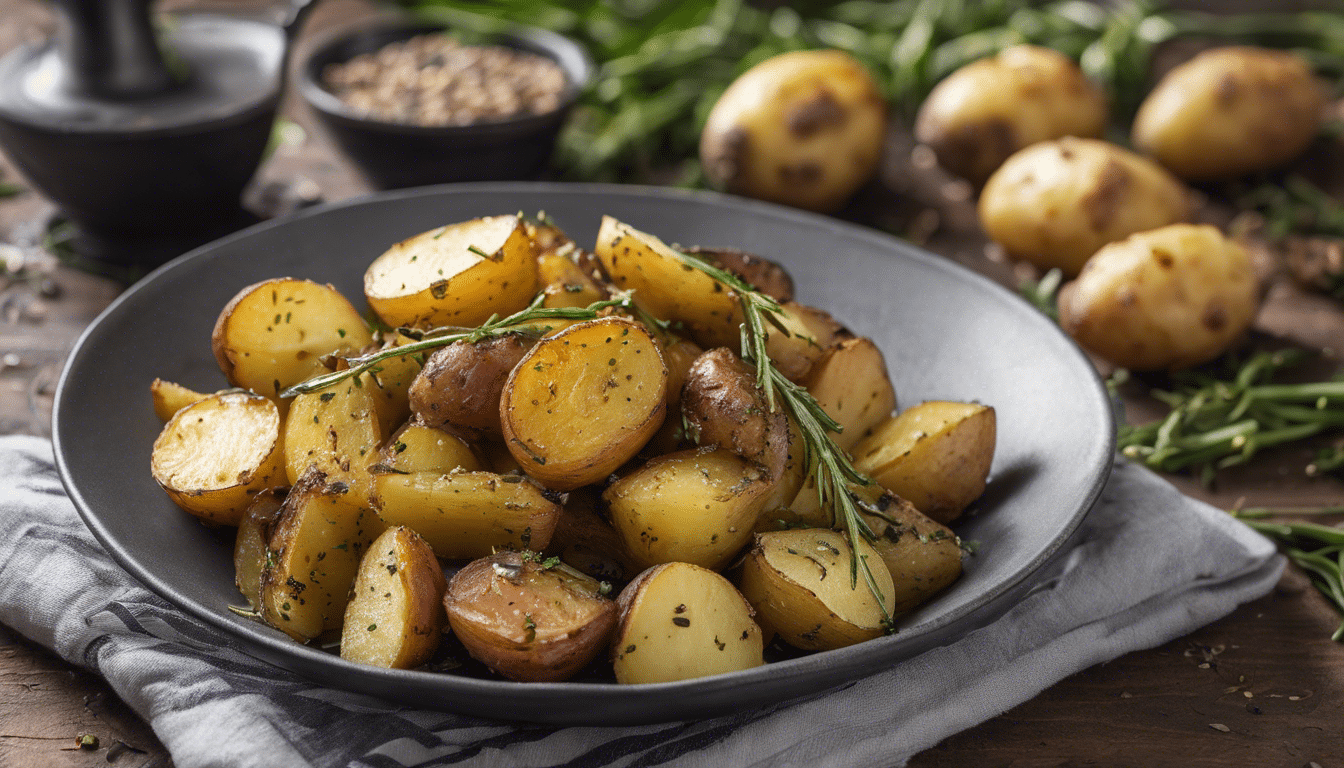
<box><xmin>915</xmin><ymin>45</ymin><xmax>1108</xmax><ymax>184</ymax></box>
<box><xmin>364</xmin><ymin>215</ymin><xmax>539</xmax><ymax>330</ymax></box>
<box><xmin>150</xmin><ymin>391</ymin><xmax>286</xmax><ymax>526</ymax></box>
<box><xmin>233</xmin><ymin>486</ymin><xmax>288</xmax><ymax>610</ymax></box>
<box><xmin>681</xmin><ymin>246</ymin><xmax>795</xmax><ymax>303</ymax></box>
<box><xmin>500</xmin><ymin>317</ymin><xmax>668</xmax><ymax>490</ymax></box>
<box><xmin>283</xmin><ymin>378</ymin><xmax>384</xmax><ymax>504</ymax></box>
<box><xmin>681</xmin><ymin>347</ymin><xmax>789</xmax><ymax>476</ymax></box>
<box><xmin>446</xmin><ymin>550</ymin><xmax>617</xmax><ymax>682</ymax></box>
<box><xmin>212</xmin><ymin>278</ymin><xmax>372</xmax><ymax>400</ymax></box>
<box><xmin>802</xmin><ymin>337</ymin><xmax>898</xmax><ymax>452</ymax></box>
<box><xmin>409</xmin><ymin>334</ymin><xmax>533</xmax><ymax>439</ymax></box>
<box><xmin>341</xmin><ymin>526</ymin><xmax>447</xmax><ymax>670</ymax></box>
<box><xmin>852</xmin><ymin>401</ymin><xmax>996</xmax><ymax>524</ymax></box>
<box><xmin>979</xmin><ymin>137</ymin><xmax>1189</xmax><ymax>275</ymax></box>
<box><xmin>737</xmin><ymin>529</ymin><xmax>894</xmax><ymax>651</ymax></box>
<box><xmin>1133</xmin><ymin>46</ymin><xmax>1327</xmax><ymax>181</ymax></box>
<box><xmin>700</xmin><ymin>50</ymin><xmax>886</xmax><ymax>213</ymax></box>
<box><xmin>150</xmin><ymin>378</ymin><xmax>209</xmax><ymax>422</ymax></box>
<box><xmin>862</xmin><ymin>494</ymin><xmax>964</xmax><ymax>616</ymax></box>
<box><xmin>378</xmin><ymin>422</ymin><xmax>480</xmax><ymax>474</ymax></box>
<box><xmin>611</xmin><ymin>562</ymin><xmax>763</xmax><ymax>684</ymax></box>
<box><xmin>545</xmin><ymin>488</ymin><xmax>640</xmax><ymax>584</ymax></box>
<box><xmin>366</xmin><ymin>331</ymin><xmax>423</xmax><ymax>433</ymax></box>
<box><xmin>1058</xmin><ymin>224</ymin><xmax>1260</xmax><ymax>371</ymax></box>
<box><xmin>761</xmin><ymin>302</ymin><xmax>848</xmax><ymax>383</ymax></box>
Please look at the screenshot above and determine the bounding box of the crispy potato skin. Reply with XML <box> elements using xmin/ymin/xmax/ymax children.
<box><xmin>1058</xmin><ymin>224</ymin><xmax>1260</xmax><ymax>371</ymax></box>
<box><xmin>341</xmin><ymin>526</ymin><xmax>447</xmax><ymax>670</ymax></box>
<box><xmin>446</xmin><ymin>551</ymin><xmax>617</xmax><ymax>682</ymax></box>
<box><xmin>861</xmin><ymin>495</ymin><xmax>963</xmax><ymax>616</ymax></box>
<box><xmin>409</xmin><ymin>335</ymin><xmax>532</xmax><ymax>438</ymax></box>
<box><xmin>681</xmin><ymin>246</ymin><xmax>795</xmax><ymax>303</ymax></box>
<box><xmin>979</xmin><ymin>137</ymin><xmax>1189</xmax><ymax>275</ymax></box>
<box><xmin>234</xmin><ymin>486</ymin><xmax>289</xmax><ymax>610</ymax></box>
<box><xmin>916</xmin><ymin>45</ymin><xmax>1107</xmax><ymax>184</ymax></box>
<box><xmin>1133</xmin><ymin>46</ymin><xmax>1326</xmax><ymax>181</ymax></box>
<box><xmin>681</xmin><ymin>348</ymin><xmax>789</xmax><ymax>477</ymax></box>
<box><xmin>701</xmin><ymin>50</ymin><xmax>886</xmax><ymax>212</ymax></box>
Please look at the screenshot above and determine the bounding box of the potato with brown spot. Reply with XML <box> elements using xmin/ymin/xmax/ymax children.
<box><xmin>680</xmin><ymin>246</ymin><xmax>794</xmax><ymax>303</ymax></box>
<box><xmin>409</xmin><ymin>334</ymin><xmax>533</xmax><ymax>439</ymax></box>
<box><xmin>681</xmin><ymin>347</ymin><xmax>789</xmax><ymax>478</ymax></box>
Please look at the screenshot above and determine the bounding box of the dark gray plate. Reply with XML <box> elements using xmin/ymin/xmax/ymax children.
<box><xmin>54</xmin><ymin>183</ymin><xmax>1114</xmax><ymax>725</ymax></box>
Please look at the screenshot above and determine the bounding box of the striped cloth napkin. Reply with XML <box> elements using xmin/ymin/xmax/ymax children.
<box><xmin>0</xmin><ymin>434</ymin><xmax>1280</xmax><ymax>768</ymax></box>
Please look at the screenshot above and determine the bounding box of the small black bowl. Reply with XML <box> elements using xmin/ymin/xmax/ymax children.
<box><xmin>300</xmin><ymin>20</ymin><xmax>592</xmax><ymax>189</ymax></box>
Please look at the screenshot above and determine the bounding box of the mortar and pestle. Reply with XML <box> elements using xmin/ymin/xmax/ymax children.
<box><xmin>0</xmin><ymin>0</ymin><xmax>318</xmax><ymax>269</ymax></box>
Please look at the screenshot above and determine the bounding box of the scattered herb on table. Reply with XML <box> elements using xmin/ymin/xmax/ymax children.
<box><xmin>1018</xmin><ymin>267</ymin><xmax>1063</xmax><ymax>321</ymax></box>
<box><xmin>1231</xmin><ymin>506</ymin><xmax>1344</xmax><ymax>642</ymax></box>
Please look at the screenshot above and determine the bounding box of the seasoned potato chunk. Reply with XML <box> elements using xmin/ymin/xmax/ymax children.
<box><xmin>283</xmin><ymin>379</ymin><xmax>384</xmax><ymax>504</ymax></box>
<box><xmin>500</xmin><ymin>317</ymin><xmax>668</xmax><ymax>490</ymax></box>
<box><xmin>373</xmin><ymin>471</ymin><xmax>561</xmax><ymax>559</ymax></box>
<box><xmin>234</xmin><ymin>486</ymin><xmax>288</xmax><ymax>610</ymax></box>
<box><xmin>446</xmin><ymin>551</ymin><xmax>617</xmax><ymax>682</ymax></box>
<box><xmin>378</xmin><ymin>422</ymin><xmax>480</xmax><ymax>474</ymax></box>
<box><xmin>410</xmin><ymin>335</ymin><xmax>533</xmax><ymax>439</ymax></box>
<box><xmin>681</xmin><ymin>348</ymin><xmax>789</xmax><ymax>475</ymax></box>
<box><xmin>681</xmin><ymin>246</ymin><xmax>795</xmax><ymax>303</ymax></box>
<box><xmin>803</xmin><ymin>337</ymin><xmax>898</xmax><ymax>451</ymax></box>
<box><xmin>851</xmin><ymin>486</ymin><xmax>963</xmax><ymax>614</ymax></box>
<box><xmin>611</xmin><ymin>562</ymin><xmax>763</xmax><ymax>684</ymax></box>
<box><xmin>150</xmin><ymin>391</ymin><xmax>286</xmax><ymax>526</ymax></box>
<box><xmin>341</xmin><ymin>526</ymin><xmax>447</xmax><ymax>669</ymax></box>
<box><xmin>150</xmin><ymin>378</ymin><xmax>209</xmax><ymax>422</ymax></box>
<box><xmin>212</xmin><ymin>278</ymin><xmax>372</xmax><ymax>400</ymax></box>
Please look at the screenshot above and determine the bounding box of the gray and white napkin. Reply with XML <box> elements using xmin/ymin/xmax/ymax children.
<box><xmin>0</xmin><ymin>434</ymin><xmax>1281</xmax><ymax>768</ymax></box>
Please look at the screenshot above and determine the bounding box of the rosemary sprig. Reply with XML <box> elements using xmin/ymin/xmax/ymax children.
<box><xmin>281</xmin><ymin>292</ymin><xmax>648</xmax><ymax>397</ymax></box>
<box><xmin>1230</xmin><ymin>507</ymin><xmax>1344</xmax><ymax>642</ymax></box>
<box><xmin>674</xmin><ymin>251</ymin><xmax>895</xmax><ymax>631</ymax></box>
<box><xmin>1018</xmin><ymin>267</ymin><xmax>1063</xmax><ymax>321</ymax></box>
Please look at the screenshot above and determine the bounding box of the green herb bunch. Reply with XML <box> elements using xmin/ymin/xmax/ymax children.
<box><xmin>1232</xmin><ymin>508</ymin><xmax>1344</xmax><ymax>642</ymax></box>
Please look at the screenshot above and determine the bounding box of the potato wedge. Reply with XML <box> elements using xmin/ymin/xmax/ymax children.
<box><xmin>367</xmin><ymin>331</ymin><xmax>423</xmax><ymax>433</ymax></box>
<box><xmin>410</xmin><ymin>334</ymin><xmax>533</xmax><ymax>439</ymax></box>
<box><xmin>852</xmin><ymin>401</ymin><xmax>996</xmax><ymax>524</ymax></box>
<box><xmin>536</xmin><ymin>241</ymin><xmax>608</xmax><ymax>311</ymax></box>
<box><xmin>378</xmin><ymin>422</ymin><xmax>480</xmax><ymax>474</ymax></box>
<box><xmin>364</xmin><ymin>215</ymin><xmax>539</xmax><ymax>330</ymax></box>
<box><xmin>283</xmin><ymin>378</ymin><xmax>384</xmax><ymax>504</ymax></box>
<box><xmin>803</xmin><ymin>337</ymin><xmax>897</xmax><ymax>451</ymax></box>
<box><xmin>500</xmin><ymin>317</ymin><xmax>668</xmax><ymax>490</ymax></box>
<box><xmin>604</xmin><ymin>448</ymin><xmax>772</xmax><ymax>571</ymax></box>
<box><xmin>762</xmin><ymin>302</ymin><xmax>848</xmax><ymax>383</ymax></box>
<box><xmin>150</xmin><ymin>378</ymin><xmax>209</xmax><ymax>422</ymax></box>
<box><xmin>260</xmin><ymin>468</ymin><xmax>384</xmax><ymax>642</ymax></box>
<box><xmin>737</xmin><ymin>529</ymin><xmax>894</xmax><ymax>651</ymax></box>
<box><xmin>612</xmin><ymin>562</ymin><xmax>763</xmax><ymax>684</ymax></box>
<box><xmin>594</xmin><ymin>217</ymin><xmax>744</xmax><ymax>350</ymax></box>
<box><xmin>373</xmin><ymin>470</ymin><xmax>561</xmax><ymax>559</ymax></box>
<box><xmin>446</xmin><ymin>551</ymin><xmax>617</xmax><ymax>682</ymax></box>
<box><xmin>151</xmin><ymin>391</ymin><xmax>286</xmax><ymax>526</ymax></box>
<box><xmin>545</xmin><ymin>488</ymin><xmax>639</xmax><ymax>584</ymax></box>
<box><xmin>234</xmin><ymin>486</ymin><xmax>288</xmax><ymax>610</ymax></box>
<box><xmin>860</xmin><ymin>492</ymin><xmax>963</xmax><ymax>615</ymax></box>
<box><xmin>681</xmin><ymin>246</ymin><xmax>795</xmax><ymax>303</ymax></box>
<box><xmin>212</xmin><ymin>278</ymin><xmax>372</xmax><ymax>400</ymax></box>
<box><xmin>341</xmin><ymin>526</ymin><xmax>447</xmax><ymax>669</ymax></box>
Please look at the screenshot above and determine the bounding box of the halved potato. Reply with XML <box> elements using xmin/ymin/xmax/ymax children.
<box><xmin>283</xmin><ymin>378</ymin><xmax>384</xmax><ymax>504</ymax></box>
<box><xmin>378</xmin><ymin>422</ymin><xmax>480</xmax><ymax>474</ymax></box>
<box><xmin>373</xmin><ymin>470</ymin><xmax>561</xmax><ymax>559</ymax></box>
<box><xmin>802</xmin><ymin>337</ymin><xmax>897</xmax><ymax>451</ymax></box>
<box><xmin>151</xmin><ymin>391</ymin><xmax>286</xmax><ymax>526</ymax></box>
<box><xmin>341</xmin><ymin>526</ymin><xmax>447</xmax><ymax>669</ymax></box>
<box><xmin>150</xmin><ymin>378</ymin><xmax>209</xmax><ymax>422</ymax></box>
<box><xmin>234</xmin><ymin>486</ymin><xmax>289</xmax><ymax>610</ymax></box>
<box><xmin>545</xmin><ymin>488</ymin><xmax>640</xmax><ymax>584</ymax></box>
<box><xmin>681</xmin><ymin>246</ymin><xmax>795</xmax><ymax>303</ymax></box>
<box><xmin>536</xmin><ymin>240</ymin><xmax>608</xmax><ymax>311</ymax></box>
<box><xmin>737</xmin><ymin>528</ymin><xmax>894</xmax><ymax>651</ymax></box>
<box><xmin>500</xmin><ymin>317</ymin><xmax>668</xmax><ymax>490</ymax></box>
<box><xmin>851</xmin><ymin>401</ymin><xmax>996</xmax><ymax>524</ymax></box>
<box><xmin>364</xmin><ymin>215</ymin><xmax>539</xmax><ymax>330</ymax></box>
<box><xmin>366</xmin><ymin>331</ymin><xmax>423</xmax><ymax>433</ymax></box>
<box><xmin>611</xmin><ymin>562</ymin><xmax>763</xmax><ymax>684</ymax></box>
<box><xmin>446</xmin><ymin>551</ymin><xmax>617</xmax><ymax>682</ymax></box>
<box><xmin>212</xmin><ymin>278</ymin><xmax>372</xmax><ymax>400</ymax></box>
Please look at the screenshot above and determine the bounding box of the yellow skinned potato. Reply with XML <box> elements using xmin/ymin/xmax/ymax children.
<box><xmin>446</xmin><ymin>551</ymin><xmax>617</xmax><ymax>682</ymax></box>
<box><xmin>212</xmin><ymin>278</ymin><xmax>372</xmax><ymax>400</ymax></box>
<box><xmin>611</xmin><ymin>562</ymin><xmax>763</xmax><ymax>684</ymax></box>
<box><xmin>500</xmin><ymin>317</ymin><xmax>668</xmax><ymax>490</ymax></box>
<box><xmin>341</xmin><ymin>526</ymin><xmax>447</xmax><ymax>670</ymax></box>
<box><xmin>366</xmin><ymin>331</ymin><xmax>423</xmax><ymax>433</ymax></box>
<box><xmin>915</xmin><ymin>45</ymin><xmax>1108</xmax><ymax>184</ymax></box>
<box><xmin>283</xmin><ymin>379</ymin><xmax>384</xmax><ymax>505</ymax></box>
<box><xmin>1133</xmin><ymin>46</ymin><xmax>1326</xmax><ymax>181</ymax></box>
<box><xmin>150</xmin><ymin>391</ymin><xmax>286</xmax><ymax>526</ymax></box>
<box><xmin>378</xmin><ymin>422</ymin><xmax>480</xmax><ymax>474</ymax></box>
<box><xmin>979</xmin><ymin>137</ymin><xmax>1189</xmax><ymax>276</ymax></box>
<box><xmin>852</xmin><ymin>401</ymin><xmax>996</xmax><ymax>525</ymax></box>
<box><xmin>364</xmin><ymin>215</ymin><xmax>539</xmax><ymax>330</ymax></box>
<box><xmin>861</xmin><ymin>494</ymin><xmax>964</xmax><ymax>616</ymax></box>
<box><xmin>737</xmin><ymin>529</ymin><xmax>894</xmax><ymax>651</ymax></box>
<box><xmin>700</xmin><ymin>50</ymin><xmax>886</xmax><ymax>213</ymax></box>
<box><xmin>150</xmin><ymin>378</ymin><xmax>209</xmax><ymax>422</ymax></box>
<box><xmin>1058</xmin><ymin>224</ymin><xmax>1260</xmax><ymax>371</ymax></box>
<box><xmin>802</xmin><ymin>337</ymin><xmax>897</xmax><ymax>452</ymax></box>
<box><xmin>234</xmin><ymin>486</ymin><xmax>288</xmax><ymax>610</ymax></box>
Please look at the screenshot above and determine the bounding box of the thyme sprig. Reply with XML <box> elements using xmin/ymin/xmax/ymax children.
<box><xmin>674</xmin><ymin>251</ymin><xmax>895</xmax><ymax>632</ymax></box>
<box><xmin>1230</xmin><ymin>507</ymin><xmax>1344</xmax><ymax>642</ymax></box>
<box><xmin>281</xmin><ymin>292</ymin><xmax>651</xmax><ymax>397</ymax></box>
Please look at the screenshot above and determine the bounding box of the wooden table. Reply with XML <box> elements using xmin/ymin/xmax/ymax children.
<box><xmin>0</xmin><ymin>1</ymin><xmax>1341</xmax><ymax>766</ymax></box>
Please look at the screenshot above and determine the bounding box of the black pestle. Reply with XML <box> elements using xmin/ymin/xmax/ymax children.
<box><xmin>0</xmin><ymin>0</ymin><xmax>318</xmax><ymax>271</ymax></box>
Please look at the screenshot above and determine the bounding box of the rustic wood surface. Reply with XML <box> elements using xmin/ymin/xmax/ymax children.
<box><xmin>0</xmin><ymin>1</ymin><xmax>1342</xmax><ymax>766</ymax></box>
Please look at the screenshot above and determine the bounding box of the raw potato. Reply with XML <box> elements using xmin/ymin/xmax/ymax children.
<box><xmin>212</xmin><ymin>278</ymin><xmax>372</xmax><ymax>400</ymax></box>
<box><xmin>803</xmin><ymin>337</ymin><xmax>898</xmax><ymax>452</ymax></box>
<box><xmin>1133</xmin><ymin>46</ymin><xmax>1326</xmax><ymax>181</ymax></box>
<box><xmin>364</xmin><ymin>215</ymin><xmax>539</xmax><ymax>330</ymax></box>
<box><xmin>409</xmin><ymin>334</ymin><xmax>533</xmax><ymax>439</ymax></box>
<box><xmin>611</xmin><ymin>562</ymin><xmax>763</xmax><ymax>684</ymax></box>
<box><xmin>700</xmin><ymin>50</ymin><xmax>886</xmax><ymax>213</ymax></box>
<box><xmin>446</xmin><ymin>551</ymin><xmax>617</xmax><ymax>682</ymax></box>
<box><xmin>915</xmin><ymin>45</ymin><xmax>1107</xmax><ymax>184</ymax></box>
<box><xmin>283</xmin><ymin>379</ymin><xmax>384</xmax><ymax>504</ymax></box>
<box><xmin>852</xmin><ymin>401</ymin><xmax>996</xmax><ymax>525</ymax></box>
<box><xmin>737</xmin><ymin>529</ymin><xmax>894</xmax><ymax>651</ymax></box>
<box><xmin>500</xmin><ymin>317</ymin><xmax>668</xmax><ymax>490</ymax></box>
<box><xmin>593</xmin><ymin>216</ymin><xmax>744</xmax><ymax>350</ymax></box>
<box><xmin>150</xmin><ymin>391</ymin><xmax>286</xmax><ymax>526</ymax></box>
<box><xmin>234</xmin><ymin>486</ymin><xmax>288</xmax><ymax>610</ymax></box>
<box><xmin>1058</xmin><ymin>224</ymin><xmax>1260</xmax><ymax>371</ymax></box>
<box><xmin>261</xmin><ymin>468</ymin><xmax>384</xmax><ymax>642</ymax></box>
<box><xmin>604</xmin><ymin>448</ymin><xmax>772</xmax><ymax>571</ymax></box>
<box><xmin>150</xmin><ymin>378</ymin><xmax>209</xmax><ymax>422</ymax></box>
<box><xmin>378</xmin><ymin>422</ymin><xmax>480</xmax><ymax>474</ymax></box>
<box><xmin>341</xmin><ymin>526</ymin><xmax>447</xmax><ymax>670</ymax></box>
<box><xmin>680</xmin><ymin>348</ymin><xmax>789</xmax><ymax>475</ymax></box>
<box><xmin>979</xmin><ymin>137</ymin><xmax>1189</xmax><ymax>275</ymax></box>
<box><xmin>373</xmin><ymin>470</ymin><xmax>561</xmax><ymax>559</ymax></box>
